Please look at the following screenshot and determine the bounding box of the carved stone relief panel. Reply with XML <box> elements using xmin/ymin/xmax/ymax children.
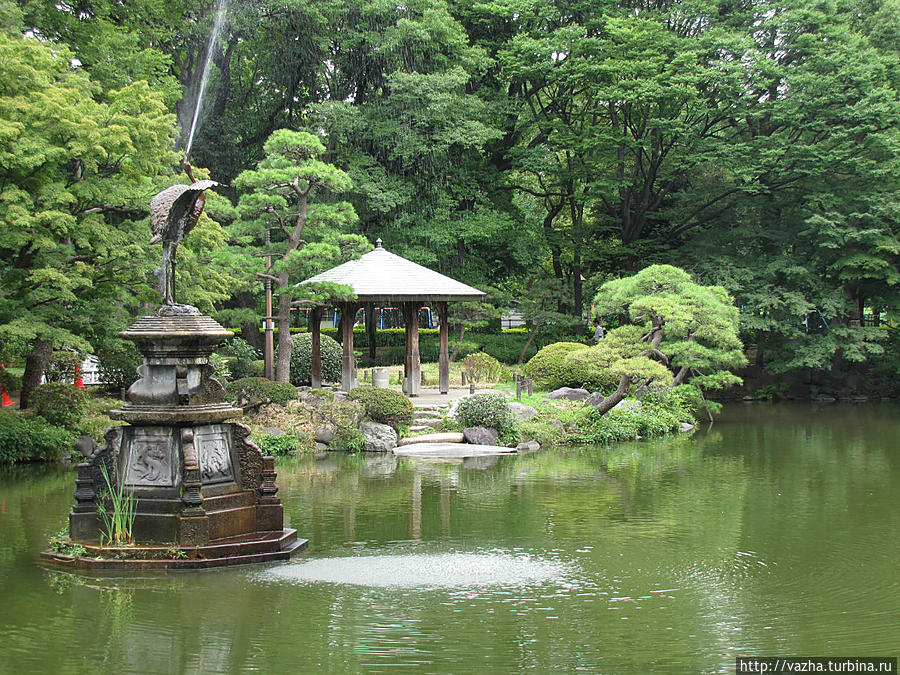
<box><xmin>195</xmin><ymin>424</ymin><xmax>234</xmax><ymax>484</ymax></box>
<box><xmin>124</xmin><ymin>427</ymin><xmax>178</xmax><ymax>487</ymax></box>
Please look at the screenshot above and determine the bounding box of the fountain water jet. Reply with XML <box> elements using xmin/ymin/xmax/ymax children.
<box><xmin>184</xmin><ymin>0</ymin><xmax>229</xmax><ymax>160</ymax></box>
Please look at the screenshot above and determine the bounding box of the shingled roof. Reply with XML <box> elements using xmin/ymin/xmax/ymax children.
<box><xmin>298</xmin><ymin>239</ymin><xmax>485</xmax><ymax>302</ymax></box>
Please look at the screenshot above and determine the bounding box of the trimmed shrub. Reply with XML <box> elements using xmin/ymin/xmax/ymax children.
<box><xmin>464</xmin><ymin>352</ymin><xmax>503</xmax><ymax>383</ymax></box>
<box><xmin>290</xmin><ymin>333</ymin><xmax>342</xmax><ymax>385</ymax></box>
<box><xmin>249</xmin><ymin>360</ymin><xmax>266</xmax><ymax>377</ymax></box>
<box><xmin>226</xmin><ymin>378</ymin><xmax>298</xmax><ymax>408</ymax></box>
<box><xmin>564</xmin><ymin>347</ymin><xmax>622</xmax><ymax>393</ymax></box>
<box><xmin>454</xmin><ymin>393</ymin><xmax>517</xmax><ymax>436</ymax></box>
<box><xmin>30</xmin><ymin>382</ymin><xmax>88</xmax><ymax>428</ymax></box>
<box><xmin>347</xmin><ymin>385</ymin><xmax>414</xmax><ymax>431</ymax></box>
<box><xmin>524</xmin><ymin>342</ymin><xmax>587</xmax><ymax>389</ymax></box>
<box><xmin>0</xmin><ymin>411</ymin><xmax>76</xmax><ymax>463</ymax></box>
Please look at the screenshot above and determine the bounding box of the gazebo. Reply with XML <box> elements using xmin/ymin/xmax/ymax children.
<box><xmin>298</xmin><ymin>239</ymin><xmax>485</xmax><ymax>396</ymax></box>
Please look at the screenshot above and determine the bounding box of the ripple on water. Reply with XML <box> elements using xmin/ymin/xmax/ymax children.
<box><xmin>257</xmin><ymin>552</ymin><xmax>573</xmax><ymax>589</ymax></box>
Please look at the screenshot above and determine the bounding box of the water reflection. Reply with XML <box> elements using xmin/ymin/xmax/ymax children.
<box><xmin>0</xmin><ymin>404</ymin><xmax>897</xmax><ymax>673</ymax></box>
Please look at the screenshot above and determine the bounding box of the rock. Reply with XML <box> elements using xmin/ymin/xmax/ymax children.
<box><xmin>397</xmin><ymin>432</ymin><xmax>466</xmax><ymax>446</ymax></box>
<box><xmin>545</xmin><ymin>387</ymin><xmax>589</xmax><ymax>401</ymax></box>
<box><xmin>516</xmin><ymin>440</ymin><xmax>541</xmax><ymax>453</ymax></box>
<box><xmin>359</xmin><ymin>421</ymin><xmax>398</xmax><ymax>452</ymax></box>
<box><xmin>613</xmin><ymin>399</ymin><xmax>642</xmax><ymax>413</ymax></box>
<box><xmin>463</xmin><ymin>426</ymin><xmax>498</xmax><ymax>446</ymax></box>
<box><xmin>551</xmin><ymin>419</ymin><xmax>565</xmax><ymax>431</ymax></box>
<box><xmin>508</xmin><ymin>401</ymin><xmax>538</xmax><ymax>420</ymax></box>
<box><xmin>679</xmin><ymin>422</ymin><xmax>695</xmax><ymax>433</ymax></box>
<box><xmin>314</xmin><ymin>427</ymin><xmax>335</xmax><ymax>444</ymax></box>
<box><xmin>73</xmin><ymin>435</ymin><xmax>96</xmax><ymax>459</ymax></box>
<box><xmin>315</xmin><ymin>442</ymin><xmax>329</xmax><ymax>452</ymax></box>
<box><xmin>583</xmin><ymin>392</ymin><xmax>605</xmax><ymax>408</ymax></box>
<box><xmin>261</xmin><ymin>427</ymin><xmax>285</xmax><ymax>436</ymax></box>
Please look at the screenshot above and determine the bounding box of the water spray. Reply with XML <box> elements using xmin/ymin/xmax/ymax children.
<box><xmin>183</xmin><ymin>0</ymin><xmax>229</xmax><ymax>160</ymax></box>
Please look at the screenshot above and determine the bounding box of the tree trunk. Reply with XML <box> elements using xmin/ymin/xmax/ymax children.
<box><xmin>518</xmin><ymin>323</ymin><xmax>541</xmax><ymax>365</ymax></box>
<box><xmin>274</xmin><ymin>272</ymin><xmax>292</xmax><ymax>382</ymax></box>
<box><xmin>20</xmin><ymin>339</ymin><xmax>52</xmax><ymax>409</ymax></box>
<box><xmin>671</xmin><ymin>366</ymin><xmax>690</xmax><ymax>387</ymax></box>
<box><xmin>593</xmin><ymin>374</ymin><xmax>632</xmax><ymax>415</ymax></box>
<box><xmin>449</xmin><ymin>325</ymin><xmax>466</xmax><ymax>362</ymax></box>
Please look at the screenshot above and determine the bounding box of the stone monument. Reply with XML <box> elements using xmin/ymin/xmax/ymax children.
<box><xmin>45</xmin><ymin>170</ymin><xmax>305</xmax><ymax>570</ymax></box>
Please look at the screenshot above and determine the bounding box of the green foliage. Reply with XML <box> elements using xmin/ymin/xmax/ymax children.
<box><xmin>592</xmin><ymin>265</ymin><xmax>746</xmax><ymax>393</ymax></box>
<box><xmin>208</xmin><ymin>353</ymin><xmax>232</xmax><ymax>386</ymax></box>
<box><xmin>347</xmin><ymin>385</ymin><xmax>414</xmax><ymax>431</ymax></box>
<box><xmin>524</xmin><ymin>342</ymin><xmax>587</xmax><ymax>390</ymax></box>
<box><xmin>44</xmin><ymin>351</ymin><xmax>81</xmax><ymax>383</ymax></box>
<box><xmin>30</xmin><ymin>383</ymin><xmax>88</xmax><ymax>429</ymax></box>
<box><xmin>290</xmin><ymin>333</ymin><xmax>343</xmax><ymax>385</ymax></box>
<box><xmin>567</xmin><ymin>403</ymin><xmax>683</xmax><ymax>446</ymax></box>
<box><xmin>0</xmin><ymin>411</ymin><xmax>75</xmax><ymax>463</ymax></box>
<box><xmin>97</xmin><ymin>462</ymin><xmax>135</xmax><ymax>547</ymax></box>
<box><xmin>95</xmin><ymin>340</ymin><xmax>141</xmax><ymax>392</ymax></box>
<box><xmin>331</xmin><ymin>426</ymin><xmax>367</xmax><ymax>453</ymax></box>
<box><xmin>464</xmin><ymin>352</ymin><xmax>503</xmax><ymax>382</ymax></box>
<box><xmin>0</xmin><ymin>29</ymin><xmax>175</xmax><ymax>404</ymax></box>
<box><xmin>222</xmin><ymin>338</ymin><xmax>260</xmax><ymax>380</ymax></box>
<box><xmin>253</xmin><ymin>430</ymin><xmax>305</xmax><ymax>456</ymax></box>
<box><xmin>454</xmin><ymin>393</ymin><xmax>517</xmax><ymax>436</ymax></box>
<box><xmin>226</xmin><ymin>378</ymin><xmax>297</xmax><ymax>408</ymax></box>
<box><xmin>0</xmin><ymin>367</ymin><xmax>21</xmax><ymax>393</ymax></box>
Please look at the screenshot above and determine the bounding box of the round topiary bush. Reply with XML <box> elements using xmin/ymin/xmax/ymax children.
<box><xmin>464</xmin><ymin>352</ymin><xmax>503</xmax><ymax>382</ymax></box>
<box><xmin>523</xmin><ymin>342</ymin><xmax>588</xmax><ymax>390</ymax></box>
<box><xmin>564</xmin><ymin>345</ymin><xmax>622</xmax><ymax>393</ymax></box>
<box><xmin>347</xmin><ymin>385</ymin><xmax>414</xmax><ymax>431</ymax></box>
<box><xmin>453</xmin><ymin>393</ymin><xmax>517</xmax><ymax>436</ymax></box>
<box><xmin>29</xmin><ymin>382</ymin><xmax>88</xmax><ymax>428</ymax></box>
<box><xmin>290</xmin><ymin>333</ymin><xmax>343</xmax><ymax>385</ymax></box>
<box><xmin>226</xmin><ymin>377</ymin><xmax>298</xmax><ymax>409</ymax></box>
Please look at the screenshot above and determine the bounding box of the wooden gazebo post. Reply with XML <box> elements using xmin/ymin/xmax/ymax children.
<box><xmin>340</xmin><ymin>302</ymin><xmax>359</xmax><ymax>391</ymax></box>
<box><xmin>438</xmin><ymin>301</ymin><xmax>449</xmax><ymax>394</ymax></box>
<box><xmin>403</xmin><ymin>302</ymin><xmax>420</xmax><ymax>397</ymax></box>
<box><xmin>310</xmin><ymin>306</ymin><xmax>323</xmax><ymax>388</ymax></box>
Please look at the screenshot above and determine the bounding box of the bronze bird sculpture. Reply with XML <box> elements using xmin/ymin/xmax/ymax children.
<box><xmin>149</xmin><ymin>161</ymin><xmax>217</xmax><ymax>309</ymax></box>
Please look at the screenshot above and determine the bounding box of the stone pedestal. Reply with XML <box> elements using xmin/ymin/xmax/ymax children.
<box><xmin>61</xmin><ymin>312</ymin><xmax>304</xmax><ymax>567</ymax></box>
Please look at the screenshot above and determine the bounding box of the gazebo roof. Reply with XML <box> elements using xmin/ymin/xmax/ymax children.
<box><xmin>298</xmin><ymin>239</ymin><xmax>485</xmax><ymax>303</ymax></box>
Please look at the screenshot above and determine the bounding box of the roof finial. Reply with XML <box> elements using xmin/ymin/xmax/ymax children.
<box><xmin>375</xmin><ymin>238</ymin><xmax>383</xmax><ymax>249</ymax></box>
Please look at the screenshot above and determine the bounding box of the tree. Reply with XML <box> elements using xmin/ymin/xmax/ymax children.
<box><xmin>589</xmin><ymin>265</ymin><xmax>746</xmax><ymax>414</ymax></box>
<box><xmin>233</xmin><ymin>129</ymin><xmax>362</xmax><ymax>382</ymax></box>
<box><xmin>0</xmin><ymin>29</ymin><xmax>174</xmax><ymax>407</ymax></box>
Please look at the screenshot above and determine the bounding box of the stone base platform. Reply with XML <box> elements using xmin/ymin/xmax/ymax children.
<box><xmin>40</xmin><ymin>528</ymin><xmax>306</xmax><ymax>572</ymax></box>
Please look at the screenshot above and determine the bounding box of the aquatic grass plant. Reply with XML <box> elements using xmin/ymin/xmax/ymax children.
<box><xmin>97</xmin><ymin>463</ymin><xmax>136</xmax><ymax>547</ymax></box>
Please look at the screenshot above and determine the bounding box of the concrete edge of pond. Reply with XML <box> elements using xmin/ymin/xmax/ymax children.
<box><xmin>39</xmin><ymin>529</ymin><xmax>307</xmax><ymax>572</ymax></box>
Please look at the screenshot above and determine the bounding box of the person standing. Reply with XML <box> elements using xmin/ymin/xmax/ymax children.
<box><xmin>592</xmin><ymin>317</ymin><xmax>605</xmax><ymax>341</ymax></box>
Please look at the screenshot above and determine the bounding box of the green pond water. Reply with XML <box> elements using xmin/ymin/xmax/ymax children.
<box><xmin>0</xmin><ymin>403</ymin><xmax>897</xmax><ymax>674</ymax></box>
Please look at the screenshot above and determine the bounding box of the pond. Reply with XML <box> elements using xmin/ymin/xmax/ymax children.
<box><xmin>0</xmin><ymin>404</ymin><xmax>897</xmax><ymax>674</ymax></box>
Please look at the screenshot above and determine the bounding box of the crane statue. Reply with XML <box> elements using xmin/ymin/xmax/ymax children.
<box><xmin>149</xmin><ymin>160</ymin><xmax>217</xmax><ymax>315</ymax></box>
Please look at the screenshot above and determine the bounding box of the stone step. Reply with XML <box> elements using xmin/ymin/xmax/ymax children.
<box><xmin>408</xmin><ymin>425</ymin><xmax>434</xmax><ymax>433</ymax></box>
<box><xmin>398</xmin><ymin>431</ymin><xmax>465</xmax><ymax>446</ymax></box>
<box><xmin>412</xmin><ymin>404</ymin><xmax>449</xmax><ymax>411</ymax></box>
<box><xmin>414</xmin><ymin>411</ymin><xmax>444</xmax><ymax>420</ymax></box>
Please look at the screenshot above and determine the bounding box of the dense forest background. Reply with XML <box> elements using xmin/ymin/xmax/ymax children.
<box><xmin>1</xmin><ymin>0</ymin><xmax>899</xmax><ymax>396</ymax></box>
